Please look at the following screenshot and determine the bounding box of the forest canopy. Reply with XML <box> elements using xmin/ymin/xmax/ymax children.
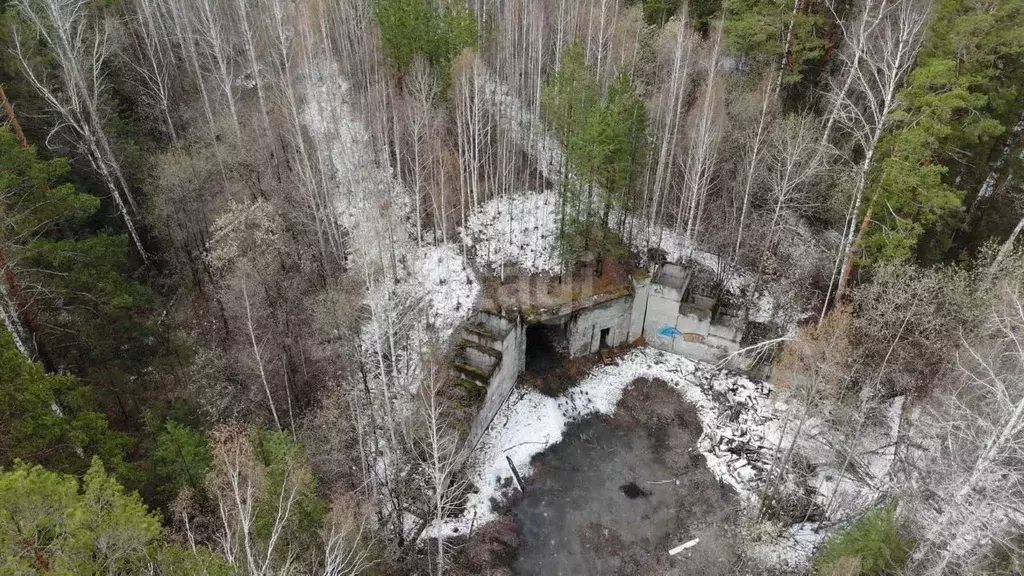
<box><xmin>0</xmin><ymin>0</ymin><xmax>1022</xmax><ymax>572</ymax></box>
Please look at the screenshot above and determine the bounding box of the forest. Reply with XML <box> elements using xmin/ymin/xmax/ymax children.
<box><xmin>0</xmin><ymin>0</ymin><xmax>1022</xmax><ymax>573</ymax></box>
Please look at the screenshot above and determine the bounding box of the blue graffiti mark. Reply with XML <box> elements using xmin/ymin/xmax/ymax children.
<box><xmin>658</xmin><ymin>326</ymin><xmax>683</xmax><ymax>338</ymax></box>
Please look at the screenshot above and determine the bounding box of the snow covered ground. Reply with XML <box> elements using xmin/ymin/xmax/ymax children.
<box><xmin>302</xmin><ymin>62</ymin><xmax>412</xmax><ymax>269</ymax></box>
<box><xmin>429</xmin><ymin>347</ymin><xmax>782</xmax><ymax>539</ymax></box>
<box><xmin>303</xmin><ymin>62</ymin><xmax>484</xmax><ymax>541</ymax></box>
<box><xmin>462</xmin><ymin>189</ymin><xmax>561</xmax><ymax>275</ymax></box>
<box><xmin>746</xmin><ymin>521</ymin><xmax>828</xmax><ymax>573</ymax></box>
<box><xmin>476</xmin><ymin>66</ymin><xmax>566</xmax><ymax>189</ymax></box>
<box><xmin>303</xmin><ymin>62</ymin><xmax>480</xmax><ymax>390</ymax></box>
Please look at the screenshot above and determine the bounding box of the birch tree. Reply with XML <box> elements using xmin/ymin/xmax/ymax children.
<box><xmin>234</xmin><ymin>0</ymin><xmax>273</xmax><ymax>139</ymax></box>
<box><xmin>192</xmin><ymin>0</ymin><xmax>242</xmax><ymax>141</ymax></box>
<box><xmin>753</xmin><ymin>113</ymin><xmax>827</xmax><ymax>289</ymax></box>
<box><xmin>908</xmin><ymin>272</ymin><xmax>1024</xmax><ymax>574</ymax></box>
<box><xmin>676</xmin><ymin>22</ymin><xmax>725</xmax><ymax>250</ymax></box>
<box><xmin>124</xmin><ymin>0</ymin><xmax>179</xmax><ymax>143</ymax></box>
<box><xmin>207</xmin><ymin>426</ymin><xmax>326</xmax><ymax>575</ymax></box>
<box><xmin>406</xmin><ymin>59</ymin><xmax>439</xmax><ymax>247</ymax></box>
<box><xmin>14</xmin><ymin>0</ymin><xmax>149</xmax><ymax>264</ymax></box>
<box><xmin>415</xmin><ymin>362</ymin><xmax>467</xmax><ymax>575</ymax></box>
<box><xmin>823</xmin><ymin>0</ymin><xmax>930</xmax><ymax>308</ymax></box>
<box><xmin>645</xmin><ymin>15</ymin><xmax>696</xmax><ymax>249</ymax></box>
<box><xmin>730</xmin><ymin>75</ymin><xmax>777</xmax><ymax>264</ymax></box>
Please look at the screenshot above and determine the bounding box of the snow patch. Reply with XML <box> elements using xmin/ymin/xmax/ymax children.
<box><xmin>476</xmin><ymin>66</ymin><xmax>566</xmax><ymax>189</ymax></box>
<box><xmin>745</xmin><ymin>521</ymin><xmax>827</xmax><ymax>573</ymax></box>
<box><xmin>428</xmin><ymin>347</ymin><xmax>779</xmax><ymax>537</ymax></box>
<box><xmin>302</xmin><ymin>61</ymin><xmax>412</xmax><ymax>267</ymax></box>
<box><xmin>462</xmin><ymin>190</ymin><xmax>561</xmax><ymax>275</ymax></box>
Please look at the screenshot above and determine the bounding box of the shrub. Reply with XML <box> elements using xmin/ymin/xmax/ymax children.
<box><xmin>814</xmin><ymin>503</ymin><xmax>915</xmax><ymax>575</ymax></box>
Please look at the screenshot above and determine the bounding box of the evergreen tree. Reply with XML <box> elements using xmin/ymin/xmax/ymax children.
<box><xmin>0</xmin><ymin>458</ymin><xmax>230</xmax><ymax>574</ymax></box>
<box><xmin>814</xmin><ymin>503</ymin><xmax>916</xmax><ymax>575</ymax></box>
<box><xmin>0</xmin><ymin>330</ymin><xmax>128</xmax><ymax>475</ymax></box>
<box><xmin>376</xmin><ymin>0</ymin><xmax>477</xmax><ymax>77</ymax></box>
<box><xmin>543</xmin><ymin>51</ymin><xmax>647</xmax><ymax>270</ymax></box>
<box><xmin>725</xmin><ymin>0</ymin><xmax>826</xmax><ymax>86</ymax></box>
<box><xmin>152</xmin><ymin>420</ymin><xmax>212</xmax><ymax>502</ymax></box>
<box><xmin>542</xmin><ymin>42</ymin><xmax>603</xmax><ymax>269</ymax></box>
<box><xmin>641</xmin><ymin>0</ymin><xmax>682</xmax><ymax>26</ymax></box>
<box><xmin>0</xmin><ymin>130</ymin><xmax>161</xmax><ymax>413</ymax></box>
<box><xmin>860</xmin><ymin>0</ymin><xmax>1024</xmax><ymax>263</ymax></box>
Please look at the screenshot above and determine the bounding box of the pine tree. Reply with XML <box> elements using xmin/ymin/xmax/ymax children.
<box><xmin>0</xmin><ymin>131</ymin><xmax>160</xmax><ymax>393</ymax></box>
<box><xmin>861</xmin><ymin>0</ymin><xmax>1024</xmax><ymax>263</ymax></box>
<box><xmin>726</xmin><ymin>0</ymin><xmax>826</xmax><ymax>86</ymax></box>
<box><xmin>0</xmin><ymin>330</ymin><xmax>128</xmax><ymax>475</ymax></box>
<box><xmin>0</xmin><ymin>458</ymin><xmax>230</xmax><ymax>574</ymax></box>
<box><xmin>376</xmin><ymin>0</ymin><xmax>477</xmax><ymax>78</ymax></box>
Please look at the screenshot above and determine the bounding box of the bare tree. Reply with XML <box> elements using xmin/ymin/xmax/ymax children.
<box><xmin>166</xmin><ymin>0</ymin><xmax>227</xmax><ymax>179</ymax></box>
<box><xmin>676</xmin><ymin>22</ymin><xmax>725</xmax><ymax>250</ymax></box>
<box><xmin>243</xmin><ymin>279</ymin><xmax>282</xmax><ymax>430</ymax></box>
<box><xmin>752</xmin><ymin>113</ymin><xmax>828</xmax><ymax>291</ymax></box>
<box><xmin>731</xmin><ymin>76</ymin><xmax>777</xmax><ymax>264</ymax></box>
<box><xmin>822</xmin><ymin>0</ymin><xmax>931</xmax><ymax>310</ymax></box>
<box><xmin>14</xmin><ymin>0</ymin><xmax>150</xmax><ymax>263</ymax></box>
<box><xmin>415</xmin><ymin>360</ymin><xmax>468</xmax><ymax>575</ymax></box>
<box><xmin>454</xmin><ymin>52</ymin><xmax>486</xmax><ymax>219</ymax></box>
<box><xmin>234</xmin><ymin>0</ymin><xmax>274</xmax><ymax>139</ymax></box>
<box><xmin>192</xmin><ymin>0</ymin><xmax>243</xmax><ymax>141</ymax></box>
<box><xmin>208</xmin><ymin>426</ymin><xmax>309</xmax><ymax>575</ymax></box>
<box><xmin>645</xmin><ymin>15</ymin><xmax>696</xmax><ymax>249</ymax></box>
<box><xmin>124</xmin><ymin>0</ymin><xmax>179</xmax><ymax>143</ymax></box>
<box><xmin>907</xmin><ymin>276</ymin><xmax>1024</xmax><ymax>574</ymax></box>
<box><xmin>405</xmin><ymin>59</ymin><xmax>440</xmax><ymax>247</ymax></box>
<box><xmin>761</xmin><ymin>307</ymin><xmax>854</xmax><ymax>519</ymax></box>
<box><xmin>820</xmin><ymin>0</ymin><xmax>891</xmax><ymax>148</ymax></box>
<box><xmin>320</xmin><ymin>497</ymin><xmax>375</xmax><ymax>575</ymax></box>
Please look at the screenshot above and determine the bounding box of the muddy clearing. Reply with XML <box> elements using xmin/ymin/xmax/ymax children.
<box><xmin>508</xmin><ymin>378</ymin><xmax>739</xmax><ymax>575</ymax></box>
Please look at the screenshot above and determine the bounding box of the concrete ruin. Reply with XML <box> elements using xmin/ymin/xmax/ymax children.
<box><xmin>455</xmin><ymin>311</ymin><xmax>525</xmax><ymax>450</ymax></box>
<box><xmin>633</xmin><ymin>262</ymin><xmax>747</xmax><ymax>363</ymax></box>
<box><xmin>457</xmin><ymin>261</ymin><xmax>752</xmax><ymax>448</ymax></box>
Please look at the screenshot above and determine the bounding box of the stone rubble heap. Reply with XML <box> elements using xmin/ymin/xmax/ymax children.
<box><xmin>693</xmin><ymin>369</ymin><xmax>778</xmax><ymax>494</ymax></box>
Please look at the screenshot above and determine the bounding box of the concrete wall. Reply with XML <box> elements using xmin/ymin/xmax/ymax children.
<box><xmin>467</xmin><ymin>313</ymin><xmax>525</xmax><ymax>451</ymax></box>
<box><xmin>567</xmin><ymin>295</ymin><xmax>634</xmax><ymax>357</ymax></box>
<box><xmin>640</xmin><ymin>273</ymin><xmax>744</xmax><ymax>363</ymax></box>
<box><xmin>628</xmin><ymin>277</ymin><xmax>650</xmax><ymax>342</ymax></box>
<box><xmin>650</xmin><ymin>276</ymin><xmax>685</xmax><ymax>303</ymax></box>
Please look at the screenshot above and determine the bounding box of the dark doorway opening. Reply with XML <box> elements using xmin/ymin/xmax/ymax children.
<box><xmin>599</xmin><ymin>327</ymin><xmax>611</xmax><ymax>350</ymax></box>
<box><xmin>525</xmin><ymin>322</ymin><xmax>568</xmax><ymax>376</ymax></box>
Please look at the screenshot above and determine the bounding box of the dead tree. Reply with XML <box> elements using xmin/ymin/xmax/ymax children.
<box><xmin>0</xmin><ymin>87</ymin><xmax>44</xmax><ymax>361</ymax></box>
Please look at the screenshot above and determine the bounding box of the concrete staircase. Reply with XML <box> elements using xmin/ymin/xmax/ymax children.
<box><xmin>454</xmin><ymin>312</ymin><xmax>512</xmax><ymax>391</ymax></box>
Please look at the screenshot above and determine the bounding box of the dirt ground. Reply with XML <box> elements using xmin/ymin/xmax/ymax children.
<box><xmin>457</xmin><ymin>378</ymin><xmax>740</xmax><ymax>576</ymax></box>
<box><xmin>524</xmin><ymin>343</ymin><xmax>635</xmax><ymax>397</ymax></box>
